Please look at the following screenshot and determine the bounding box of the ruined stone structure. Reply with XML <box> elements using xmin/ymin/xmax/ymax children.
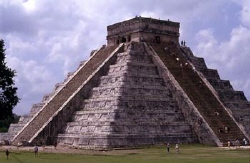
<box><xmin>1</xmin><ymin>17</ymin><xmax>250</xmax><ymax>149</ymax></box>
<box><xmin>107</xmin><ymin>17</ymin><xmax>179</xmax><ymax>46</ymax></box>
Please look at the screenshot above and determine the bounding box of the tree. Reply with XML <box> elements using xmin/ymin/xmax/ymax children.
<box><xmin>0</xmin><ymin>39</ymin><xmax>19</xmax><ymax>130</ymax></box>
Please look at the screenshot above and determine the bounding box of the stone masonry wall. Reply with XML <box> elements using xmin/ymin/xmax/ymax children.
<box><xmin>107</xmin><ymin>17</ymin><xmax>180</xmax><ymax>46</ymax></box>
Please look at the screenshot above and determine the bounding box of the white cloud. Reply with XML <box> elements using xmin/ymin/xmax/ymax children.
<box><xmin>240</xmin><ymin>0</ymin><xmax>250</xmax><ymax>27</ymax></box>
<box><xmin>22</xmin><ymin>0</ymin><xmax>36</xmax><ymax>12</ymax></box>
<box><xmin>6</xmin><ymin>55</ymin><xmax>57</xmax><ymax>114</ymax></box>
<box><xmin>195</xmin><ymin>29</ymin><xmax>218</xmax><ymax>60</ymax></box>
<box><xmin>193</xmin><ymin>11</ymin><xmax>250</xmax><ymax>100</ymax></box>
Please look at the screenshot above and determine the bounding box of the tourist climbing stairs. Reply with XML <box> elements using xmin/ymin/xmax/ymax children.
<box><xmin>150</xmin><ymin>43</ymin><xmax>246</xmax><ymax>145</ymax></box>
<box><xmin>11</xmin><ymin>44</ymin><xmax>123</xmax><ymax>145</ymax></box>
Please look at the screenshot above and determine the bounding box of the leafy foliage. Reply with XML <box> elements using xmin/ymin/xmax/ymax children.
<box><xmin>0</xmin><ymin>114</ymin><xmax>20</xmax><ymax>132</ymax></box>
<box><xmin>0</xmin><ymin>39</ymin><xmax>19</xmax><ymax>129</ymax></box>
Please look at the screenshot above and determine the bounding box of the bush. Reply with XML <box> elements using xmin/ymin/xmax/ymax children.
<box><xmin>0</xmin><ymin>114</ymin><xmax>20</xmax><ymax>133</ymax></box>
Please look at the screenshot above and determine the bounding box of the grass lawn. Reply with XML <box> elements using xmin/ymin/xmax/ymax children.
<box><xmin>0</xmin><ymin>144</ymin><xmax>249</xmax><ymax>163</ymax></box>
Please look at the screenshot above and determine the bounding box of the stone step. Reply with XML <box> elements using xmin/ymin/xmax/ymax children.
<box><xmin>90</xmin><ymin>85</ymin><xmax>170</xmax><ymax>98</ymax></box>
<box><xmin>83</xmin><ymin>95</ymin><xmax>175</xmax><ymax>103</ymax></box>
<box><xmin>217</xmin><ymin>90</ymin><xmax>247</xmax><ymax>101</ymax></box>
<box><xmin>117</xmin><ymin>50</ymin><xmax>151</xmax><ymax>57</ymax></box>
<box><xmin>186</xmin><ymin>57</ymin><xmax>207</xmax><ymax>70</ymax></box>
<box><xmin>107</xmin><ymin>64</ymin><xmax>158</xmax><ymax>76</ymax></box>
<box><xmin>207</xmin><ymin>79</ymin><xmax>233</xmax><ymax>91</ymax></box>
<box><xmin>89</xmin><ymin>87</ymin><xmax>171</xmax><ymax>99</ymax></box>
<box><xmin>62</xmin><ymin>122</ymin><xmax>193</xmax><ymax>133</ymax></box>
<box><xmin>200</xmin><ymin>69</ymin><xmax>220</xmax><ymax>80</ymax></box>
<box><xmin>98</xmin><ymin>75</ymin><xmax>164</xmax><ymax>87</ymax></box>
<box><xmin>54</xmin><ymin>83</ymin><xmax>64</xmax><ymax>91</ymax></box>
<box><xmin>29</xmin><ymin>102</ymin><xmax>46</xmax><ymax>114</ymax></box>
<box><xmin>110</xmin><ymin>61</ymin><xmax>156</xmax><ymax>68</ymax></box>
<box><xmin>116</xmin><ymin>53</ymin><xmax>153</xmax><ymax>64</ymax></box>
<box><xmin>65</xmin><ymin>120</ymin><xmax>191</xmax><ymax>127</ymax></box>
<box><xmin>73</xmin><ymin>108</ymin><xmax>182</xmax><ymax>116</ymax></box>
<box><xmin>115</xmin><ymin>79</ymin><xmax>163</xmax><ymax>87</ymax></box>
<box><xmin>67</xmin><ymin>115</ymin><xmax>189</xmax><ymax>126</ymax></box>
<box><xmin>57</xmin><ymin>132</ymin><xmax>197</xmax><ymax>149</ymax></box>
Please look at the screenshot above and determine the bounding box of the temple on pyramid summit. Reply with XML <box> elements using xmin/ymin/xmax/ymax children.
<box><xmin>1</xmin><ymin>17</ymin><xmax>249</xmax><ymax>149</ymax></box>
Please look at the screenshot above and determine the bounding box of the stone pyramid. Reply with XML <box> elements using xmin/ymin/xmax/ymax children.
<box><xmin>2</xmin><ymin>17</ymin><xmax>250</xmax><ymax>149</ymax></box>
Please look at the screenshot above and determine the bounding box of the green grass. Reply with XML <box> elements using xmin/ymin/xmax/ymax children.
<box><xmin>0</xmin><ymin>144</ymin><xmax>249</xmax><ymax>163</ymax></box>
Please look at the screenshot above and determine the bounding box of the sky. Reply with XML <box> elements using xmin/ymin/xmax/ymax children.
<box><xmin>0</xmin><ymin>0</ymin><xmax>249</xmax><ymax>115</ymax></box>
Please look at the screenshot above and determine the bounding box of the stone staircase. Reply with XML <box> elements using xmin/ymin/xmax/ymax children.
<box><xmin>7</xmin><ymin>69</ymin><xmax>81</xmax><ymax>142</ymax></box>
<box><xmin>7</xmin><ymin>101</ymin><xmax>50</xmax><ymax>141</ymax></box>
<box><xmin>150</xmin><ymin>42</ymin><xmax>249</xmax><ymax>145</ymax></box>
<box><xmin>6</xmin><ymin>73</ymin><xmax>72</xmax><ymax>142</ymax></box>
<box><xmin>57</xmin><ymin>42</ymin><xmax>198</xmax><ymax>149</ymax></box>
<box><xmin>11</xmin><ymin>44</ymin><xmax>122</xmax><ymax>145</ymax></box>
<box><xmin>181</xmin><ymin>46</ymin><xmax>250</xmax><ymax>141</ymax></box>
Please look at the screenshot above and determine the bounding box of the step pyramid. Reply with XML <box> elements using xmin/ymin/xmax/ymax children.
<box><xmin>2</xmin><ymin>17</ymin><xmax>249</xmax><ymax>149</ymax></box>
<box><xmin>56</xmin><ymin>42</ymin><xmax>198</xmax><ymax>149</ymax></box>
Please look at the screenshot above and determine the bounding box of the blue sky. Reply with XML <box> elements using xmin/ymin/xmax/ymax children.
<box><xmin>0</xmin><ymin>0</ymin><xmax>249</xmax><ymax>115</ymax></box>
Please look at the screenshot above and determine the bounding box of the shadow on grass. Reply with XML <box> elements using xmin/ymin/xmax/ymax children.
<box><xmin>12</xmin><ymin>154</ymin><xmax>24</xmax><ymax>163</ymax></box>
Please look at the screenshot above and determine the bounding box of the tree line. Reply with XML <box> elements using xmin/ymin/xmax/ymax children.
<box><xmin>0</xmin><ymin>39</ymin><xmax>19</xmax><ymax>132</ymax></box>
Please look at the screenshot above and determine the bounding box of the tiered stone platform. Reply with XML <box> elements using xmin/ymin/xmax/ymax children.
<box><xmin>57</xmin><ymin>42</ymin><xmax>198</xmax><ymax>149</ymax></box>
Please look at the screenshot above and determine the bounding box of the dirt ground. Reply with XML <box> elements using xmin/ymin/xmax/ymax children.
<box><xmin>1</xmin><ymin>145</ymin><xmax>249</xmax><ymax>155</ymax></box>
<box><xmin>0</xmin><ymin>145</ymin><xmax>143</xmax><ymax>155</ymax></box>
